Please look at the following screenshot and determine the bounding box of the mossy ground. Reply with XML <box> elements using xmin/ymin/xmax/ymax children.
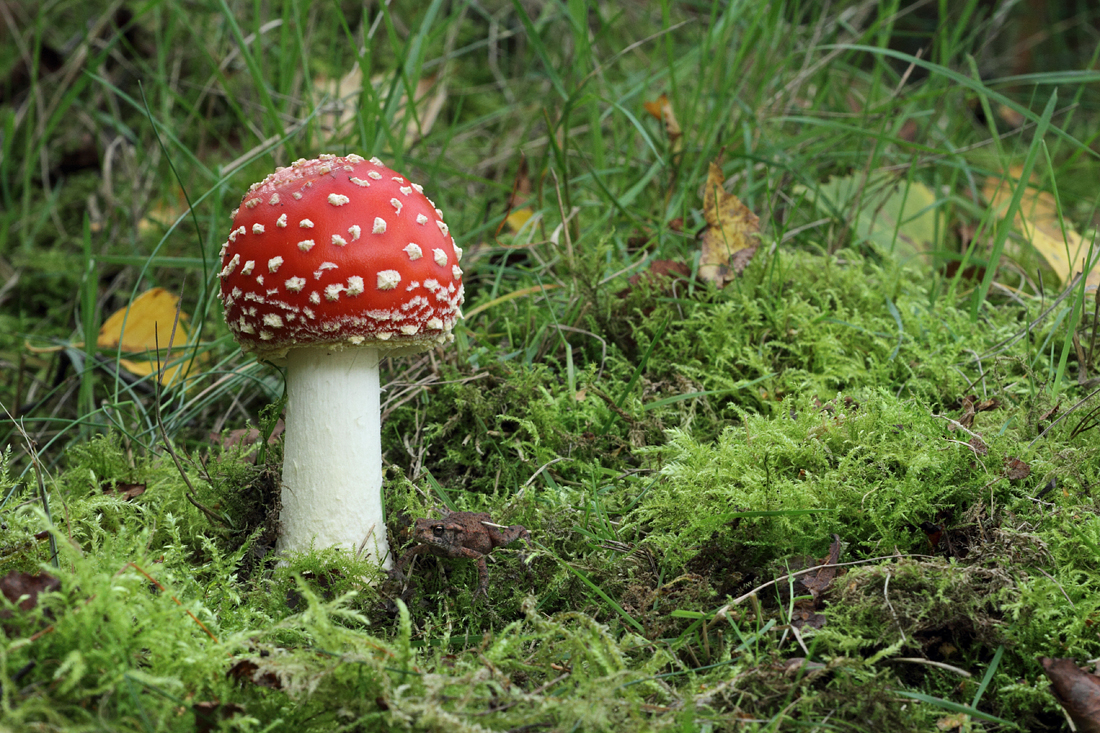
<box><xmin>4</xmin><ymin>1</ymin><xmax>1100</xmax><ymax>730</ymax></box>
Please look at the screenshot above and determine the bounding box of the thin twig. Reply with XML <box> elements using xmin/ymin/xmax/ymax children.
<box><xmin>883</xmin><ymin>571</ymin><xmax>905</xmax><ymax>643</ymax></box>
<box><xmin>714</xmin><ymin>553</ymin><xmax>938</xmax><ymax>621</ymax></box>
<box><xmin>889</xmin><ymin>658</ymin><xmax>971</xmax><ymax>678</ymax></box>
<box><xmin>123</xmin><ymin>562</ymin><xmax>219</xmax><ymax>643</ymax></box>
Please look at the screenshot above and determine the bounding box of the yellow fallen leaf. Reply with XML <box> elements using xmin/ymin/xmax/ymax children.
<box><xmin>505</xmin><ymin>207</ymin><xmax>534</xmax><ymax>233</ymax></box>
<box><xmin>98</xmin><ymin>288</ymin><xmax>194</xmax><ymax>386</ymax></box>
<box><xmin>699</xmin><ymin>161</ymin><xmax>760</xmax><ymax>287</ymax></box>
<box><xmin>983</xmin><ymin>166</ymin><xmax>1099</xmax><ymax>292</ymax></box>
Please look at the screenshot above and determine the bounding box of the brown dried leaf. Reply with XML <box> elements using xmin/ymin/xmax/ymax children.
<box><xmin>626</xmin><ymin>259</ymin><xmax>692</xmax><ymax>289</ymax></box>
<box><xmin>792</xmin><ymin>535</ymin><xmax>842</xmax><ymax>630</ymax></box>
<box><xmin>1042</xmin><ymin>657</ymin><xmax>1100</xmax><ymax>733</ymax></box>
<box><xmin>616</xmin><ymin>260</ymin><xmax>692</xmax><ymax>308</ymax></box>
<box><xmin>1004</xmin><ymin>456</ymin><xmax>1031</xmax><ymax>481</ymax></box>
<box><xmin>955</xmin><ymin>395</ymin><xmax>977</xmax><ymax>430</ymax></box>
<box><xmin>976</xmin><ymin>398</ymin><xmax>1001</xmax><ymax>413</ymax></box>
<box><xmin>193</xmin><ymin>701</ymin><xmax>245</xmax><ymax>733</ymax></box>
<box><xmin>505</xmin><ymin>208</ymin><xmax>535</xmax><ymax>233</ymax></box>
<box><xmin>801</xmin><ymin>534</ymin><xmax>842</xmax><ymax>600</ymax></box>
<box><xmin>315</xmin><ymin>68</ymin><xmax>446</xmax><ymax>147</ymax></box>
<box><xmin>102</xmin><ymin>481</ymin><xmax>146</xmax><ymax>500</ymax></box>
<box><xmin>97</xmin><ymin>287</ymin><xmax>196</xmax><ymax>387</ymax></box>
<box><xmin>0</xmin><ymin>570</ymin><xmax>61</xmax><ymax>613</ymax></box>
<box><xmin>212</xmin><ymin>420</ymin><xmax>285</xmax><ymax>452</ymax></box>
<box><xmin>699</xmin><ymin>162</ymin><xmax>760</xmax><ymax>287</ymax></box>
<box><xmin>791</xmin><ymin>605</ymin><xmax>828</xmax><ymax>630</ymax></box>
<box><xmin>968</xmin><ymin>435</ymin><xmax>988</xmax><ymax>456</ymax></box>
<box><xmin>982</xmin><ymin>166</ymin><xmax>1100</xmax><ymax>292</ymax></box>
<box><xmin>1</xmin><ymin>571</ymin><xmax>61</xmax><ymax>635</ymax></box>
<box><xmin>778</xmin><ymin>657</ymin><xmax>827</xmax><ymax>677</ymax></box>
<box><xmin>226</xmin><ymin>659</ymin><xmax>282</xmax><ymax>690</ymax></box>
<box><xmin>935</xmin><ymin>712</ymin><xmax>971</xmax><ymax>731</ymax></box>
<box><xmin>921</xmin><ymin>522</ymin><xmax>944</xmax><ymax>550</ymax></box>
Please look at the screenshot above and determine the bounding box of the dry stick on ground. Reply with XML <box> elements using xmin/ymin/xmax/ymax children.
<box><xmin>708</xmin><ymin>553</ymin><xmax>940</xmax><ymax>626</ymax></box>
<box><xmin>587</xmin><ymin>387</ymin><xmax>636</xmax><ymax>426</ymax></box>
<box><xmin>889</xmin><ymin>657</ymin><xmax>971</xmax><ymax>678</ymax></box>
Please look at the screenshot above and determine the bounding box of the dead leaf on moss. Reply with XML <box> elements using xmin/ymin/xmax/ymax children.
<box><xmin>505</xmin><ymin>207</ymin><xmax>535</xmax><ymax>233</ymax></box>
<box><xmin>801</xmin><ymin>534</ymin><xmax>842</xmax><ymax>600</ymax></box>
<box><xmin>98</xmin><ymin>288</ymin><xmax>195</xmax><ymax>387</ymax></box>
<box><xmin>968</xmin><ymin>435</ymin><xmax>988</xmax><ymax>456</ymax></box>
<box><xmin>1042</xmin><ymin>657</ymin><xmax>1100</xmax><ymax>733</ymax></box>
<box><xmin>499</xmin><ymin>157</ymin><xmax>536</xmax><ymax>237</ymax></box>
<box><xmin>921</xmin><ymin>522</ymin><xmax>944</xmax><ymax>551</ymax></box>
<box><xmin>102</xmin><ymin>481</ymin><xmax>146</xmax><ymax>500</ymax></box>
<box><xmin>954</xmin><ymin>395</ymin><xmax>1001</xmax><ymax>431</ymax></box>
<box><xmin>1004</xmin><ymin>456</ymin><xmax>1031</xmax><ymax>481</ymax></box>
<box><xmin>136</xmin><ymin>196</ymin><xmax>191</xmax><ymax>236</ymax></box>
<box><xmin>791</xmin><ymin>534</ymin><xmax>842</xmax><ymax>630</ymax></box>
<box><xmin>699</xmin><ymin>161</ymin><xmax>760</xmax><ymax>287</ymax></box>
<box><xmin>955</xmin><ymin>395</ymin><xmax>977</xmax><ymax>430</ymax></box>
<box><xmin>623</xmin><ymin>259</ymin><xmax>692</xmax><ymax>292</ymax></box>
<box><xmin>982</xmin><ymin>166</ymin><xmax>1100</xmax><ymax>292</ymax></box>
<box><xmin>226</xmin><ymin>658</ymin><xmax>282</xmax><ymax>690</ymax></box>
<box><xmin>0</xmin><ymin>570</ymin><xmax>60</xmax><ymax>614</ymax></box>
<box><xmin>212</xmin><ymin>421</ymin><xmax>285</xmax><ymax>456</ymax></box>
<box><xmin>1</xmin><ymin>571</ymin><xmax>61</xmax><ymax>636</ymax></box>
<box><xmin>193</xmin><ymin>700</ymin><xmax>245</xmax><ymax>733</ymax></box>
<box><xmin>996</xmin><ymin>104</ymin><xmax>1026</xmax><ymax>129</ymax></box>
<box><xmin>778</xmin><ymin>657</ymin><xmax>826</xmax><ymax>678</ymax></box>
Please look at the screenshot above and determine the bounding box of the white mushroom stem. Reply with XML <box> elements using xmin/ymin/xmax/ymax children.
<box><xmin>278</xmin><ymin>346</ymin><xmax>392</xmax><ymax>568</ymax></box>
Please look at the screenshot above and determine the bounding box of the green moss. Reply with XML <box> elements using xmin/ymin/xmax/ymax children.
<box><xmin>632</xmin><ymin>390</ymin><xmax>1016</xmax><ymax>568</ymax></box>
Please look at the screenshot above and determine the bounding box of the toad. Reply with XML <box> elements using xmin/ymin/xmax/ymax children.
<box><xmin>394</xmin><ymin>512</ymin><xmax>530</xmax><ymax>597</ymax></box>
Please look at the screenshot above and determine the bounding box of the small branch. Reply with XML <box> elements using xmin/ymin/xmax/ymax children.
<box><xmin>888</xmin><ymin>657</ymin><xmax>971</xmax><ymax>678</ymax></box>
<box><xmin>713</xmin><ymin>553</ymin><xmax>939</xmax><ymax>622</ymax></box>
<box><xmin>588</xmin><ymin>387</ymin><xmax>636</xmax><ymax>426</ymax></box>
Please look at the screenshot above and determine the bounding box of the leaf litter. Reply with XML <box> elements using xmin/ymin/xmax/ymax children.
<box><xmin>698</xmin><ymin>160</ymin><xmax>761</xmax><ymax>287</ymax></box>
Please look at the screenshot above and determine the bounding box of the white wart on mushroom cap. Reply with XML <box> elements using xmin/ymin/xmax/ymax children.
<box><xmin>218</xmin><ymin>153</ymin><xmax>464</xmax><ymax>361</ymax></box>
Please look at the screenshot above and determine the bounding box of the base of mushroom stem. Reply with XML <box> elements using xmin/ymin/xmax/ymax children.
<box><xmin>273</xmin><ymin>524</ymin><xmax>393</xmax><ymax>574</ymax></box>
<box><xmin>278</xmin><ymin>345</ymin><xmax>393</xmax><ymax>570</ymax></box>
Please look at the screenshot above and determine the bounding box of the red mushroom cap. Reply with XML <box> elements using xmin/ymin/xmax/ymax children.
<box><xmin>218</xmin><ymin>154</ymin><xmax>464</xmax><ymax>360</ymax></box>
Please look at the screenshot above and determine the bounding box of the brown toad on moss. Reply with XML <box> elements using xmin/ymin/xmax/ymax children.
<box><xmin>394</xmin><ymin>512</ymin><xmax>530</xmax><ymax>596</ymax></box>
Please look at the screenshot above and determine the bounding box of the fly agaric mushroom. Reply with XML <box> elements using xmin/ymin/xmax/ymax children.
<box><xmin>217</xmin><ymin>153</ymin><xmax>464</xmax><ymax>567</ymax></box>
